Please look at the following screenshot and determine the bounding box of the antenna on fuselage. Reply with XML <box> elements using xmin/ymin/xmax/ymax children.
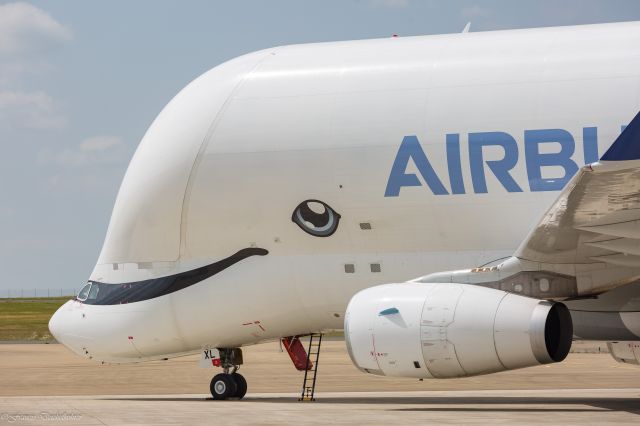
<box><xmin>462</xmin><ymin>22</ymin><xmax>471</xmax><ymax>33</ymax></box>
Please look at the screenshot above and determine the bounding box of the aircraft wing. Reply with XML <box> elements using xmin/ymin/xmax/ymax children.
<box><xmin>514</xmin><ymin>110</ymin><xmax>640</xmax><ymax>290</ymax></box>
<box><xmin>418</xmin><ymin>110</ymin><xmax>640</xmax><ymax>298</ymax></box>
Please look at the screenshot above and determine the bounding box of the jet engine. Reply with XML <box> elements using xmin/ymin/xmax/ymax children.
<box><xmin>344</xmin><ymin>282</ymin><xmax>572</xmax><ymax>378</ymax></box>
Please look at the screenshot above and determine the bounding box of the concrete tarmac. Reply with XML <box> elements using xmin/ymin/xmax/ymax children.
<box><xmin>1</xmin><ymin>390</ymin><xmax>639</xmax><ymax>425</ymax></box>
<box><xmin>0</xmin><ymin>341</ymin><xmax>639</xmax><ymax>424</ymax></box>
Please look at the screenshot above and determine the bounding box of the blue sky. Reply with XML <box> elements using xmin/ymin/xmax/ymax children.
<box><xmin>2</xmin><ymin>0</ymin><xmax>640</xmax><ymax>295</ymax></box>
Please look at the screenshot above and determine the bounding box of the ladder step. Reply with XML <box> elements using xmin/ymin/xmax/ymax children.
<box><xmin>299</xmin><ymin>333</ymin><xmax>323</xmax><ymax>402</ymax></box>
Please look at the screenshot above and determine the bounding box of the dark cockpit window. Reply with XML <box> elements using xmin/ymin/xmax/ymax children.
<box><xmin>77</xmin><ymin>283</ymin><xmax>91</xmax><ymax>301</ymax></box>
<box><xmin>87</xmin><ymin>282</ymin><xmax>100</xmax><ymax>302</ymax></box>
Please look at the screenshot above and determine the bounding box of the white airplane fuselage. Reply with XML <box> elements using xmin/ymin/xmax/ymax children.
<box><xmin>50</xmin><ymin>22</ymin><xmax>640</xmax><ymax>363</ymax></box>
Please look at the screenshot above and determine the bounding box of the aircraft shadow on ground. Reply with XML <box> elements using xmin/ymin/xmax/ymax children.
<box><xmin>103</xmin><ymin>395</ymin><xmax>640</xmax><ymax>415</ymax></box>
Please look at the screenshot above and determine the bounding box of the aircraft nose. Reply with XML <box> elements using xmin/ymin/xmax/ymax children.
<box><xmin>48</xmin><ymin>303</ymin><xmax>66</xmax><ymax>344</ymax></box>
<box><xmin>48</xmin><ymin>300</ymin><xmax>79</xmax><ymax>351</ymax></box>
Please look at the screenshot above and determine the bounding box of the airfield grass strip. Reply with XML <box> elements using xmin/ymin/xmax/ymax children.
<box><xmin>0</xmin><ymin>298</ymin><xmax>70</xmax><ymax>341</ymax></box>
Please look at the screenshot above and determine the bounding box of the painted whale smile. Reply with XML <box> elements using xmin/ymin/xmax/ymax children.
<box><xmin>77</xmin><ymin>248</ymin><xmax>269</xmax><ymax>305</ymax></box>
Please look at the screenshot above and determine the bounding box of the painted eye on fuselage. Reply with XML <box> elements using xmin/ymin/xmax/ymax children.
<box><xmin>291</xmin><ymin>199</ymin><xmax>341</xmax><ymax>237</ymax></box>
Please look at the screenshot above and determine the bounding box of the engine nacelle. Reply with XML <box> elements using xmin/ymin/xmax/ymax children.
<box><xmin>344</xmin><ymin>282</ymin><xmax>572</xmax><ymax>378</ymax></box>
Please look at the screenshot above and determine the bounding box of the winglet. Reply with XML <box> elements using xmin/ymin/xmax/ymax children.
<box><xmin>601</xmin><ymin>110</ymin><xmax>640</xmax><ymax>161</ymax></box>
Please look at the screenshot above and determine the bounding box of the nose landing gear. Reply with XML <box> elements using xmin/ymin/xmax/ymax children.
<box><xmin>209</xmin><ymin>348</ymin><xmax>247</xmax><ymax>400</ymax></box>
<box><xmin>210</xmin><ymin>371</ymin><xmax>247</xmax><ymax>400</ymax></box>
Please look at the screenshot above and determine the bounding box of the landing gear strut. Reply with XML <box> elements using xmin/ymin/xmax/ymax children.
<box><xmin>209</xmin><ymin>348</ymin><xmax>246</xmax><ymax>400</ymax></box>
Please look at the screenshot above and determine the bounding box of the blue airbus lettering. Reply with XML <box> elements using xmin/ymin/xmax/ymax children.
<box><xmin>385</xmin><ymin>127</ymin><xmax>605</xmax><ymax>197</ymax></box>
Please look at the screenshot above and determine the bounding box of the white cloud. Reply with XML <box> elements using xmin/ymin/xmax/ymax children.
<box><xmin>37</xmin><ymin>135</ymin><xmax>127</xmax><ymax>167</ymax></box>
<box><xmin>0</xmin><ymin>2</ymin><xmax>71</xmax><ymax>55</ymax></box>
<box><xmin>0</xmin><ymin>90</ymin><xmax>66</xmax><ymax>129</ymax></box>
<box><xmin>0</xmin><ymin>5</ymin><xmax>70</xmax><ymax>128</ymax></box>
<box><xmin>369</xmin><ymin>0</ymin><xmax>409</xmax><ymax>8</ymax></box>
<box><xmin>80</xmin><ymin>136</ymin><xmax>123</xmax><ymax>152</ymax></box>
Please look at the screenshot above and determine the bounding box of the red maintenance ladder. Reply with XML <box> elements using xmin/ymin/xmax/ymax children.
<box><xmin>281</xmin><ymin>333</ymin><xmax>323</xmax><ymax>401</ymax></box>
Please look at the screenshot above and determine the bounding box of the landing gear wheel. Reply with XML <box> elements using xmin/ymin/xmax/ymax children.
<box><xmin>232</xmin><ymin>373</ymin><xmax>247</xmax><ymax>399</ymax></box>
<box><xmin>210</xmin><ymin>373</ymin><xmax>237</xmax><ymax>400</ymax></box>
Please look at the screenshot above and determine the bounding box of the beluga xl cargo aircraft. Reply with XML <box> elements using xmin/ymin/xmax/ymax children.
<box><xmin>50</xmin><ymin>21</ymin><xmax>640</xmax><ymax>400</ymax></box>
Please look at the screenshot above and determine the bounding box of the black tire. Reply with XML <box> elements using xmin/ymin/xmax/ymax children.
<box><xmin>210</xmin><ymin>374</ymin><xmax>237</xmax><ymax>400</ymax></box>
<box><xmin>232</xmin><ymin>373</ymin><xmax>247</xmax><ymax>399</ymax></box>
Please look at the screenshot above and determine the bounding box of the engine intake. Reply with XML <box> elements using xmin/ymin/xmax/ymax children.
<box><xmin>344</xmin><ymin>282</ymin><xmax>572</xmax><ymax>378</ymax></box>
